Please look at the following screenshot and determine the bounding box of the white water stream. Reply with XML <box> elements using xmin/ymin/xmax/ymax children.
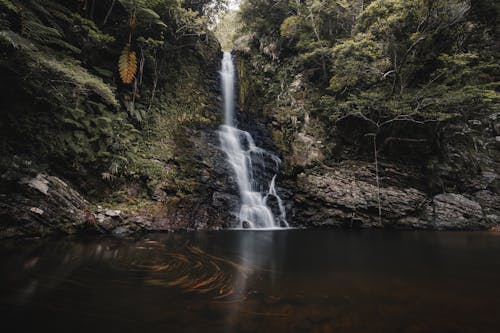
<box><xmin>218</xmin><ymin>52</ymin><xmax>288</xmax><ymax>228</ymax></box>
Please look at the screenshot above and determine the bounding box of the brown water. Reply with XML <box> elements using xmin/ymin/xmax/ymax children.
<box><xmin>1</xmin><ymin>230</ymin><xmax>499</xmax><ymax>333</ymax></box>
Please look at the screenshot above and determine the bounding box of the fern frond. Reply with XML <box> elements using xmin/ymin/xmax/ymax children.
<box><xmin>39</xmin><ymin>0</ymin><xmax>73</xmax><ymax>23</ymax></box>
<box><xmin>0</xmin><ymin>0</ymin><xmax>18</xmax><ymax>12</ymax></box>
<box><xmin>0</xmin><ymin>18</ymin><xmax>11</xmax><ymax>30</ymax></box>
<box><xmin>119</xmin><ymin>44</ymin><xmax>137</xmax><ymax>84</ymax></box>
<box><xmin>46</xmin><ymin>36</ymin><xmax>81</xmax><ymax>53</ymax></box>
<box><xmin>27</xmin><ymin>0</ymin><xmax>52</xmax><ymax>20</ymax></box>
<box><xmin>0</xmin><ymin>30</ymin><xmax>35</xmax><ymax>49</ymax></box>
<box><xmin>21</xmin><ymin>18</ymin><xmax>60</xmax><ymax>42</ymax></box>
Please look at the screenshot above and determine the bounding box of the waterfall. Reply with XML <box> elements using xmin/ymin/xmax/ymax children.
<box><xmin>218</xmin><ymin>52</ymin><xmax>288</xmax><ymax>229</ymax></box>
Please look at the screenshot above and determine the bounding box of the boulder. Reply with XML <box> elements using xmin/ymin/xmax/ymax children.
<box><xmin>431</xmin><ymin>193</ymin><xmax>486</xmax><ymax>230</ymax></box>
<box><xmin>0</xmin><ymin>172</ymin><xmax>94</xmax><ymax>238</ymax></box>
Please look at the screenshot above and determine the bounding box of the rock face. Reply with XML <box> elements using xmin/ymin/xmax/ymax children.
<box><xmin>234</xmin><ymin>48</ymin><xmax>499</xmax><ymax>231</ymax></box>
<box><xmin>0</xmin><ymin>145</ymin><xmax>238</xmax><ymax>239</ymax></box>
<box><xmin>96</xmin><ymin>128</ymin><xmax>240</xmax><ymax>234</ymax></box>
<box><xmin>0</xmin><ymin>173</ymin><xmax>91</xmax><ymax>238</ymax></box>
<box><xmin>0</xmin><ymin>127</ymin><xmax>240</xmax><ymax>238</ymax></box>
<box><xmin>294</xmin><ymin>162</ymin><xmax>495</xmax><ymax>230</ymax></box>
<box><xmin>285</xmin><ymin>108</ymin><xmax>500</xmax><ymax>230</ymax></box>
<box><xmin>1</xmin><ymin>46</ymin><xmax>498</xmax><ymax>236</ymax></box>
<box><xmin>0</xmin><ymin>49</ymin><xmax>240</xmax><ymax>238</ymax></box>
<box><xmin>432</xmin><ymin>193</ymin><xmax>486</xmax><ymax>230</ymax></box>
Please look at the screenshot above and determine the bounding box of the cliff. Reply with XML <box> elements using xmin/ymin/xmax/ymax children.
<box><xmin>233</xmin><ymin>0</ymin><xmax>499</xmax><ymax>230</ymax></box>
<box><xmin>0</xmin><ymin>0</ymin><xmax>236</xmax><ymax>237</ymax></box>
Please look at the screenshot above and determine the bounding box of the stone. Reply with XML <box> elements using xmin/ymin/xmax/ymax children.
<box><xmin>104</xmin><ymin>209</ymin><xmax>121</xmax><ymax>217</ymax></box>
<box><xmin>233</xmin><ymin>34</ymin><xmax>254</xmax><ymax>54</ymax></box>
<box><xmin>20</xmin><ymin>174</ymin><xmax>49</xmax><ymax>195</ymax></box>
<box><xmin>29</xmin><ymin>207</ymin><xmax>44</xmax><ymax>215</ymax></box>
<box><xmin>432</xmin><ymin>193</ymin><xmax>486</xmax><ymax>230</ymax></box>
<box><xmin>468</xmin><ymin>119</ymin><xmax>482</xmax><ymax>127</ymax></box>
<box><xmin>292</xmin><ymin>161</ymin><xmax>495</xmax><ymax>230</ymax></box>
<box><xmin>212</xmin><ymin>191</ymin><xmax>236</xmax><ymax>208</ymax></box>
<box><xmin>1</xmin><ymin>173</ymin><xmax>90</xmax><ymax>238</ymax></box>
<box><xmin>112</xmin><ymin>227</ymin><xmax>132</xmax><ymax>235</ymax></box>
<box><xmin>292</xmin><ymin>132</ymin><xmax>324</xmax><ymax>167</ymax></box>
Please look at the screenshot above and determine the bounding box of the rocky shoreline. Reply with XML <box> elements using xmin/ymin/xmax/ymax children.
<box><xmin>293</xmin><ymin>161</ymin><xmax>497</xmax><ymax>230</ymax></box>
<box><xmin>1</xmin><ymin>162</ymin><xmax>499</xmax><ymax>239</ymax></box>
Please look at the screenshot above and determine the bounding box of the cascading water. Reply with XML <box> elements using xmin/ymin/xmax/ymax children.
<box><xmin>218</xmin><ymin>52</ymin><xmax>288</xmax><ymax>229</ymax></box>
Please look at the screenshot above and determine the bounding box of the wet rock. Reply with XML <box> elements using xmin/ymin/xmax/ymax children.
<box><xmin>96</xmin><ymin>213</ymin><xmax>119</xmax><ymax>231</ymax></box>
<box><xmin>131</xmin><ymin>216</ymin><xmax>153</xmax><ymax>230</ymax></box>
<box><xmin>29</xmin><ymin>207</ymin><xmax>44</xmax><ymax>215</ymax></box>
<box><xmin>265</xmin><ymin>195</ymin><xmax>282</xmax><ymax>219</ymax></box>
<box><xmin>295</xmin><ymin>163</ymin><xmax>428</xmax><ymax>227</ymax></box>
<box><xmin>212</xmin><ymin>191</ymin><xmax>236</xmax><ymax>209</ymax></box>
<box><xmin>112</xmin><ymin>226</ymin><xmax>132</xmax><ymax>235</ymax></box>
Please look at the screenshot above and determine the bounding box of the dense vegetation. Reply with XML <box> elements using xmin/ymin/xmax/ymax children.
<box><xmin>0</xmin><ymin>0</ymin><xmax>224</xmax><ymax>202</ymax></box>
<box><xmin>0</xmin><ymin>0</ymin><xmax>498</xmax><ymax>234</ymax></box>
<box><xmin>229</xmin><ymin>0</ymin><xmax>499</xmax><ymax>227</ymax></box>
<box><xmin>237</xmin><ymin>0</ymin><xmax>498</xmax><ymax>117</ymax></box>
<box><xmin>234</xmin><ymin>0</ymin><xmax>498</xmax><ymax>177</ymax></box>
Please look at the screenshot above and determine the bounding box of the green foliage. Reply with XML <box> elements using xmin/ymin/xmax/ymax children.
<box><xmin>239</xmin><ymin>0</ymin><xmax>291</xmax><ymax>37</ymax></box>
<box><xmin>239</xmin><ymin>0</ymin><xmax>498</xmax><ymax>125</ymax></box>
<box><xmin>0</xmin><ymin>0</ymin><xmax>19</xmax><ymax>12</ymax></box>
<box><xmin>280</xmin><ymin>15</ymin><xmax>299</xmax><ymax>39</ymax></box>
<box><xmin>118</xmin><ymin>0</ymin><xmax>167</xmax><ymax>28</ymax></box>
<box><xmin>71</xmin><ymin>14</ymin><xmax>115</xmax><ymax>45</ymax></box>
<box><xmin>329</xmin><ymin>33</ymin><xmax>390</xmax><ymax>92</ymax></box>
<box><xmin>1</xmin><ymin>0</ymin><xmax>81</xmax><ymax>53</ymax></box>
<box><xmin>0</xmin><ymin>0</ymin><xmax>222</xmax><ymax>200</ymax></box>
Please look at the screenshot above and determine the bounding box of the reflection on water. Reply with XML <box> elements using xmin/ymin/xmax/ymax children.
<box><xmin>0</xmin><ymin>230</ymin><xmax>500</xmax><ymax>332</ymax></box>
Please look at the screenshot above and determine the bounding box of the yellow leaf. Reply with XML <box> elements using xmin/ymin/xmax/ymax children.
<box><xmin>118</xmin><ymin>44</ymin><xmax>137</xmax><ymax>84</ymax></box>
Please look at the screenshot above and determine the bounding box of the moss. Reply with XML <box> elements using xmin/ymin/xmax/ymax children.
<box><xmin>97</xmin><ymin>191</ymin><xmax>152</xmax><ymax>212</ymax></box>
<box><xmin>122</xmin><ymin>47</ymin><xmax>220</xmax><ymax>200</ymax></box>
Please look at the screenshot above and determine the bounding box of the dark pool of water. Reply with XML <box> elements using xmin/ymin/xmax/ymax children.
<box><xmin>1</xmin><ymin>230</ymin><xmax>499</xmax><ymax>333</ymax></box>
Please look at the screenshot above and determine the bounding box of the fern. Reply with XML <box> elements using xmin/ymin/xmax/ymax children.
<box><xmin>46</xmin><ymin>36</ymin><xmax>81</xmax><ymax>53</ymax></box>
<box><xmin>0</xmin><ymin>18</ymin><xmax>11</xmax><ymax>30</ymax></box>
<box><xmin>3</xmin><ymin>0</ymin><xmax>80</xmax><ymax>53</ymax></box>
<box><xmin>119</xmin><ymin>44</ymin><xmax>137</xmax><ymax>84</ymax></box>
<box><xmin>0</xmin><ymin>30</ymin><xmax>35</xmax><ymax>49</ymax></box>
<box><xmin>21</xmin><ymin>15</ymin><xmax>61</xmax><ymax>40</ymax></box>
<box><xmin>36</xmin><ymin>0</ymin><xmax>73</xmax><ymax>24</ymax></box>
<box><xmin>0</xmin><ymin>0</ymin><xmax>18</xmax><ymax>12</ymax></box>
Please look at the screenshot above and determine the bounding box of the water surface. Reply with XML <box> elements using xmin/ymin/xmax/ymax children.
<box><xmin>1</xmin><ymin>230</ymin><xmax>499</xmax><ymax>332</ymax></box>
